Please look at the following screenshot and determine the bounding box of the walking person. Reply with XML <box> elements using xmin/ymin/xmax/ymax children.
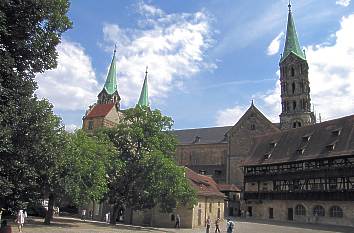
<box><xmin>226</xmin><ymin>218</ymin><xmax>235</xmax><ymax>233</ymax></box>
<box><xmin>0</xmin><ymin>220</ymin><xmax>12</xmax><ymax>233</ymax></box>
<box><xmin>175</xmin><ymin>214</ymin><xmax>180</xmax><ymax>228</ymax></box>
<box><xmin>81</xmin><ymin>209</ymin><xmax>86</xmax><ymax>221</ymax></box>
<box><xmin>16</xmin><ymin>210</ymin><xmax>25</xmax><ymax>233</ymax></box>
<box><xmin>206</xmin><ymin>216</ymin><xmax>211</xmax><ymax>233</ymax></box>
<box><xmin>214</xmin><ymin>217</ymin><xmax>221</xmax><ymax>233</ymax></box>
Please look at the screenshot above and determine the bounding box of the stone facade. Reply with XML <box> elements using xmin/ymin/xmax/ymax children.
<box><xmin>227</xmin><ymin>104</ymin><xmax>280</xmax><ymax>186</ymax></box>
<box><xmin>131</xmin><ymin>196</ymin><xmax>224</xmax><ymax>228</ymax></box>
<box><xmin>82</xmin><ymin>104</ymin><xmax>122</xmax><ymax>132</ymax></box>
<box><xmin>245</xmin><ymin>200</ymin><xmax>354</xmax><ymax>227</ymax></box>
<box><xmin>176</xmin><ymin>143</ymin><xmax>228</xmax><ymax>183</ymax></box>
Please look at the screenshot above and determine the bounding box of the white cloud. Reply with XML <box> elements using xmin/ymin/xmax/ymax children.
<box><xmin>336</xmin><ymin>0</ymin><xmax>351</xmax><ymax>7</ymax></box>
<box><xmin>259</xmin><ymin>13</ymin><xmax>354</xmax><ymax>122</ymax></box>
<box><xmin>267</xmin><ymin>32</ymin><xmax>284</xmax><ymax>56</ymax></box>
<box><xmin>215</xmin><ymin>105</ymin><xmax>248</xmax><ymax>126</ymax></box>
<box><xmin>65</xmin><ymin>124</ymin><xmax>79</xmax><ymax>132</ymax></box>
<box><xmin>36</xmin><ymin>40</ymin><xmax>99</xmax><ymax>110</ymax></box>
<box><xmin>102</xmin><ymin>2</ymin><xmax>214</xmax><ymax>107</ymax></box>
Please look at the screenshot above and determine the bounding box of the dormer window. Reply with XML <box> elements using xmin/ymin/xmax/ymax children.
<box><xmin>269</xmin><ymin>142</ymin><xmax>277</xmax><ymax>149</ymax></box>
<box><xmin>296</xmin><ymin>148</ymin><xmax>305</xmax><ymax>155</ymax></box>
<box><xmin>250</xmin><ymin>124</ymin><xmax>256</xmax><ymax>130</ymax></box>
<box><xmin>193</xmin><ymin>136</ymin><xmax>201</xmax><ymax>143</ymax></box>
<box><xmin>326</xmin><ymin>144</ymin><xmax>335</xmax><ymax>151</ymax></box>
<box><xmin>332</xmin><ymin>129</ymin><xmax>341</xmax><ymax>136</ymax></box>
<box><xmin>199</xmin><ymin>170</ymin><xmax>206</xmax><ymax>175</ymax></box>
<box><xmin>264</xmin><ymin>153</ymin><xmax>271</xmax><ymax>160</ymax></box>
<box><xmin>302</xmin><ymin>135</ymin><xmax>311</xmax><ymax>142</ymax></box>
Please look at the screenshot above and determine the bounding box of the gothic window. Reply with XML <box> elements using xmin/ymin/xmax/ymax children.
<box><xmin>313</xmin><ymin>205</ymin><xmax>325</xmax><ymax>217</ymax></box>
<box><xmin>292</xmin><ymin>82</ymin><xmax>295</xmax><ymax>94</ymax></box>
<box><xmin>286</xmin><ymin>101</ymin><xmax>290</xmax><ymax>112</ymax></box>
<box><xmin>291</xmin><ymin>67</ymin><xmax>295</xmax><ymax>77</ymax></box>
<box><xmin>300</xmin><ymin>82</ymin><xmax>304</xmax><ymax>93</ymax></box>
<box><xmin>88</xmin><ymin>121</ymin><xmax>94</xmax><ymax>130</ymax></box>
<box><xmin>293</xmin><ymin>121</ymin><xmax>301</xmax><ymax>128</ymax></box>
<box><xmin>330</xmin><ymin>206</ymin><xmax>343</xmax><ymax>218</ymax></box>
<box><xmin>295</xmin><ymin>205</ymin><xmax>306</xmax><ymax>216</ymax></box>
<box><xmin>250</xmin><ymin>124</ymin><xmax>256</xmax><ymax>130</ymax></box>
<box><xmin>293</xmin><ymin>101</ymin><xmax>297</xmax><ymax>110</ymax></box>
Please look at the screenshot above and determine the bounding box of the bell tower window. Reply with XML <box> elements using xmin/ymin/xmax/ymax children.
<box><xmin>292</xmin><ymin>82</ymin><xmax>295</xmax><ymax>94</ymax></box>
<box><xmin>293</xmin><ymin>101</ymin><xmax>297</xmax><ymax>110</ymax></box>
<box><xmin>291</xmin><ymin>67</ymin><xmax>295</xmax><ymax>77</ymax></box>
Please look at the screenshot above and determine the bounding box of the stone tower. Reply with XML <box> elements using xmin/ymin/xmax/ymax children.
<box><xmin>97</xmin><ymin>47</ymin><xmax>121</xmax><ymax>109</ymax></box>
<box><xmin>279</xmin><ymin>3</ymin><xmax>315</xmax><ymax>130</ymax></box>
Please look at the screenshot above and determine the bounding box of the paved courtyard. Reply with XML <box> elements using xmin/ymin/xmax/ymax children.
<box><xmin>6</xmin><ymin>217</ymin><xmax>354</xmax><ymax>233</ymax></box>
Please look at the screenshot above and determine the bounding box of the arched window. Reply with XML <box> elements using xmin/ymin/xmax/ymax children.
<box><xmin>292</xmin><ymin>82</ymin><xmax>295</xmax><ymax>94</ymax></box>
<box><xmin>291</xmin><ymin>67</ymin><xmax>295</xmax><ymax>76</ymax></box>
<box><xmin>295</xmin><ymin>204</ymin><xmax>306</xmax><ymax>216</ymax></box>
<box><xmin>330</xmin><ymin>206</ymin><xmax>343</xmax><ymax>218</ymax></box>
<box><xmin>293</xmin><ymin>101</ymin><xmax>297</xmax><ymax>110</ymax></box>
<box><xmin>313</xmin><ymin>205</ymin><xmax>325</xmax><ymax>217</ymax></box>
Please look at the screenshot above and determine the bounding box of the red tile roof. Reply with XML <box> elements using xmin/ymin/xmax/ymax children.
<box><xmin>85</xmin><ymin>103</ymin><xmax>115</xmax><ymax>118</ymax></box>
<box><xmin>217</xmin><ymin>184</ymin><xmax>241</xmax><ymax>192</ymax></box>
<box><xmin>185</xmin><ymin>167</ymin><xmax>225</xmax><ymax>198</ymax></box>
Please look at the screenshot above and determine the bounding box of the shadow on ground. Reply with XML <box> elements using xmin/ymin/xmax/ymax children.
<box><xmin>23</xmin><ymin>217</ymin><xmax>176</xmax><ymax>232</ymax></box>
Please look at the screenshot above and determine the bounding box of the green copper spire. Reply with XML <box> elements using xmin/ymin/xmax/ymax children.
<box><xmin>280</xmin><ymin>2</ymin><xmax>306</xmax><ymax>62</ymax></box>
<box><xmin>137</xmin><ymin>67</ymin><xmax>149</xmax><ymax>107</ymax></box>
<box><xmin>103</xmin><ymin>47</ymin><xmax>118</xmax><ymax>95</ymax></box>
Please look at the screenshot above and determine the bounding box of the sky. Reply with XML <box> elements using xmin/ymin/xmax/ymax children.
<box><xmin>35</xmin><ymin>0</ymin><xmax>354</xmax><ymax>131</ymax></box>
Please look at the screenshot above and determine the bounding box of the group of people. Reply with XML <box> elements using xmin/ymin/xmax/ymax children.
<box><xmin>0</xmin><ymin>209</ymin><xmax>27</xmax><ymax>233</ymax></box>
<box><xmin>206</xmin><ymin>217</ymin><xmax>235</xmax><ymax>233</ymax></box>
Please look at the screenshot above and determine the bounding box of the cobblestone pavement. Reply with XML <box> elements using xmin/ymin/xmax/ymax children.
<box><xmin>5</xmin><ymin>217</ymin><xmax>354</xmax><ymax>233</ymax></box>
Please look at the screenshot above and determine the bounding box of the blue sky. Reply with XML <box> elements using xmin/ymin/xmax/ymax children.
<box><xmin>35</xmin><ymin>0</ymin><xmax>354</xmax><ymax>131</ymax></box>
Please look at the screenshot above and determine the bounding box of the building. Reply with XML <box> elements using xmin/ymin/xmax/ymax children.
<box><xmin>132</xmin><ymin>167</ymin><xmax>225</xmax><ymax>228</ymax></box>
<box><xmin>243</xmin><ymin>115</ymin><xmax>354</xmax><ymax>226</ymax></box>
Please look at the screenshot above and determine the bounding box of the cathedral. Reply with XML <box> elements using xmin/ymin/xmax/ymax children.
<box><xmin>82</xmin><ymin>2</ymin><xmax>354</xmax><ymax>227</ymax></box>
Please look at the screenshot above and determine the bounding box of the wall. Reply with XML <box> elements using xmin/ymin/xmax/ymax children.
<box><xmin>176</xmin><ymin>143</ymin><xmax>228</xmax><ymax>183</ymax></box>
<box><xmin>246</xmin><ymin>199</ymin><xmax>354</xmax><ymax>227</ymax></box>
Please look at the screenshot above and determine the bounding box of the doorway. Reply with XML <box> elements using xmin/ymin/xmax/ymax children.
<box><xmin>247</xmin><ymin>206</ymin><xmax>253</xmax><ymax>217</ymax></box>
<box><xmin>269</xmin><ymin>208</ymin><xmax>274</xmax><ymax>219</ymax></box>
<box><xmin>288</xmin><ymin>208</ymin><xmax>293</xmax><ymax>221</ymax></box>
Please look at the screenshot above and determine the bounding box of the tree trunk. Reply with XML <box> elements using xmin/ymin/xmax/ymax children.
<box><xmin>110</xmin><ymin>204</ymin><xmax>119</xmax><ymax>225</ymax></box>
<box><xmin>44</xmin><ymin>193</ymin><xmax>55</xmax><ymax>225</ymax></box>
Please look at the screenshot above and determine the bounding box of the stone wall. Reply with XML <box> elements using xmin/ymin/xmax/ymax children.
<box><xmin>175</xmin><ymin>143</ymin><xmax>227</xmax><ymax>183</ymax></box>
<box><xmin>246</xmin><ymin>199</ymin><xmax>354</xmax><ymax>227</ymax></box>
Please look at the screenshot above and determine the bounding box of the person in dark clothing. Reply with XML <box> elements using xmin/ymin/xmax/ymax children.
<box><xmin>175</xmin><ymin>214</ymin><xmax>180</xmax><ymax>228</ymax></box>
<box><xmin>0</xmin><ymin>220</ymin><xmax>12</xmax><ymax>233</ymax></box>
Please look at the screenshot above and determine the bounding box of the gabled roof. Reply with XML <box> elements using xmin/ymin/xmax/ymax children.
<box><xmin>280</xmin><ymin>5</ymin><xmax>306</xmax><ymax>63</ymax></box>
<box><xmin>185</xmin><ymin>167</ymin><xmax>225</xmax><ymax>198</ymax></box>
<box><xmin>85</xmin><ymin>103</ymin><xmax>115</xmax><ymax>118</ymax></box>
<box><xmin>245</xmin><ymin>115</ymin><xmax>354</xmax><ymax>166</ymax></box>
<box><xmin>227</xmin><ymin>103</ymin><xmax>280</xmax><ymax>135</ymax></box>
<box><xmin>172</xmin><ymin>126</ymin><xmax>232</xmax><ymax>145</ymax></box>
<box><xmin>217</xmin><ymin>184</ymin><xmax>241</xmax><ymax>192</ymax></box>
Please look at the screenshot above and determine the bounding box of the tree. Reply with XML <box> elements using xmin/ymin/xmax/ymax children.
<box><xmin>0</xmin><ymin>0</ymin><xmax>71</xmax><ymax>212</ymax></box>
<box><xmin>98</xmin><ymin>107</ymin><xmax>196</xmax><ymax>225</ymax></box>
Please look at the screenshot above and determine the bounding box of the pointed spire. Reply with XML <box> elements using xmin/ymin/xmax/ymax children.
<box><xmin>280</xmin><ymin>1</ymin><xmax>306</xmax><ymax>62</ymax></box>
<box><xmin>137</xmin><ymin>66</ymin><xmax>149</xmax><ymax>107</ymax></box>
<box><xmin>103</xmin><ymin>46</ymin><xmax>118</xmax><ymax>95</ymax></box>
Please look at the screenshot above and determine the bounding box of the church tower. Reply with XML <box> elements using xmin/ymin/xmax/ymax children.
<box><xmin>279</xmin><ymin>3</ymin><xmax>315</xmax><ymax>130</ymax></box>
<box><xmin>97</xmin><ymin>47</ymin><xmax>121</xmax><ymax>109</ymax></box>
<box><xmin>137</xmin><ymin>67</ymin><xmax>149</xmax><ymax>107</ymax></box>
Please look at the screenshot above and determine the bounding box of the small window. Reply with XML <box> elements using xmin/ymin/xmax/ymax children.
<box><xmin>199</xmin><ymin>170</ymin><xmax>206</xmax><ymax>175</ymax></box>
<box><xmin>292</xmin><ymin>82</ymin><xmax>295</xmax><ymax>94</ymax></box>
<box><xmin>264</xmin><ymin>154</ymin><xmax>271</xmax><ymax>160</ymax></box>
<box><xmin>302</xmin><ymin>135</ymin><xmax>311</xmax><ymax>142</ymax></box>
<box><xmin>326</xmin><ymin>144</ymin><xmax>335</xmax><ymax>151</ymax></box>
<box><xmin>313</xmin><ymin>205</ymin><xmax>325</xmax><ymax>217</ymax></box>
<box><xmin>88</xmin><ymin>121</ymin><xmax>94</xmax><ymax>130</ymax></box>
<box><xmin>269</xmin><ymin>142</ymin><xmax>277</xmax><ymax>149</ymax></box>
<box><xmin>293</xmin><ymin>101</ymin><xmax>297</xmax><ymax>110</ymax></box>
<box><xmin>296</xmin><ymin>148</ymin><xmax>304</xmax><ymax>155</ymax></box>
<box><xmin>291</xmin><ymin>67</ymin><xmax>295</xmax><ymax>77</ymax></box>
<box><xmin>332</xmin><ymin>130</ymin><xmax>341</xmax><ymax>136</ymax></box>
<box><xmin>250</xmin><ymin>124</ymin><xmax>256</xmax><ymax>130</ymax></box>
<box><xmin>330</xmin><ymin>206</ymin><xmax>343</xmax><ymax>218</ymax></box>
<box><xmin>295</xmin><ymin>205</ymin><xmax>306</xmax><ymax>216</ymax></box>
<box><xmin>214</xmin><ymin>170</ymin><xmax>222</xmax><ymax>175</ymax></box>
<box><xmin>193</xmin><ymin>136</ymin><xmax>201</xmax><ymax>143</ymax></box>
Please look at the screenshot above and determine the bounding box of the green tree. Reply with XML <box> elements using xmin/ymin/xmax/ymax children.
<box><xmin>98</xmin><ymin>107</ymin><xmax>196</xmax><ymax>225</ymax></box>
<box><xmin>0</xmin><ymin>0</ymin><xmax>72</xmax><ymax>211</ymax></box>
